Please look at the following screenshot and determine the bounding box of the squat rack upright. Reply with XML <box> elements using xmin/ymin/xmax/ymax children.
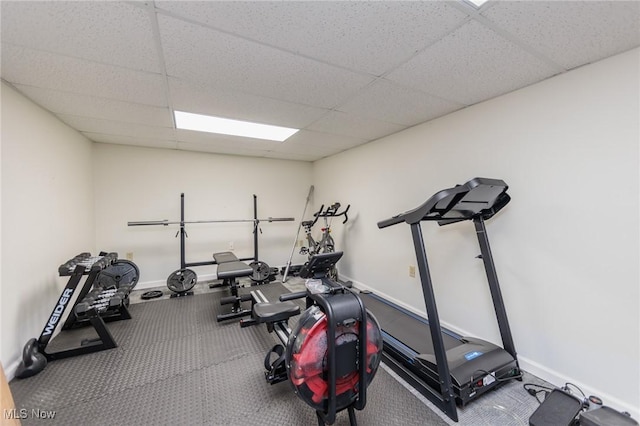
<box><xmin>128</xmin><ymin>193</ymin><xmax>294</xmax><ymax>294</ymax></box>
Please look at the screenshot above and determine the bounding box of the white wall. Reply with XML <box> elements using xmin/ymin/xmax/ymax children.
<box><xmin>93</xmin><ymin>144</ymin><xmax>312</xmax><ymax>288</ymax></box>
<box><xmin>1</xmin><ymin>82</ymin><xmax>95</xmax><ymax>373</ymax></box>
<box><xmin>313</xmin><ymin>48</ymin><xmax>639</xmax><ymax>416</ymax></box>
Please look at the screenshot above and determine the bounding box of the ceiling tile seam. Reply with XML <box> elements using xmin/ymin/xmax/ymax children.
<box><xmin>0</xmin><ymin>40</ymin><xmax>164</xmax><ymax>77</ymax></box>
<box><xmin>296</xmin><ymin>130</ymin><xmax>368</xmax><ymax>148</ymax></box>
<box><xmin>165</xmin><ymin>77</ymin><xmax>332</xmax><ymax>125</ymax></box>
<box><xmin>296</xmin><ymin>108</ymin><xmax>335</xmax><ymax>132</ymax></box>
<box><xmin>152</xmin><ymin>6</ymin><xmax>380</xmax><ymax>79</ymax></box>
<box><xmin>309</xmin><ymin>73</ymin><xmax>467</xmax><ymax>128</ymax></box>
<box><xmin>362</xmin><ymin>78</ymin><xmax>470</xmax><ymax>109</ymax></box>
<box><xmin>299</xmin><ymin>75</ymin><xmax>406</xmax><ymax>129</ymax></box>
<box><xmin>449</xmin><ymin>0</ymin><xmax>567</xmax><ymax>74</ymax></box>
<box><xmin>175</xmin><ymin>144</ymin><xmax>272</xmax><ymax>156</ymax></box>
<box><xmin>472</xmin><ymin>13</ymin><xmax>567</xmax><ymax>74</ymax></box>
<box><xmin>365</xmin><ymin>17</ymin><xmax>474</xmax><ymax>83</ymax></box>
<box><xmin>1</xmin><ymin>79</ymin><xmax>68</xmax><ymax>120</ymax></box>
<box><xmin>83</xmin><ymin>131</ymin><xmax>178</xmax><ymax>143</ymax></box>
<box><xmin>91</xmin><ymin>138</ymin><xmax>180</xmax><ymax>150</ymax></box>
<box><xmin>450</xmin><ymin>0</ymin><xmax>497</xmax><ymax>17</ymax></box>
<box><xmin>125</xmin><ymin>1</ymin><xmax>149</xmax><ymax>12</ymax></box>
<box><xmin>54</xmin><ymin>110</ymin><xmax>174</xmax><ymax>130</ymax></box>
<box><xmin>5</xmin><ymin>81</ymin><xmax>170</xmax><ymax>110</ymax></box>
<box><xmin>147</xmin><ymin>1</ymin><xmax>177</xmax><ymax>134</ymax></box>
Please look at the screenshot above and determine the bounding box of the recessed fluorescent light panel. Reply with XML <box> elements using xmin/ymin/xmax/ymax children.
<box><xmin>174</xmin><ymin>110</ymin><xmax>299</xmax><ymax>142</ymax></box>
<box><xmin>465</xmin><ymin>0</ymin><xmax>489</xmax><ymax>8</ymax></box>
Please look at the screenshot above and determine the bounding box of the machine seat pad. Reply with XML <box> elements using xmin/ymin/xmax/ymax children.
<box><xmin>213</xmin><ymin>251</ymin><xmax>239</xmax><ymax>263</ymax></box>
<box><xmin>217</xmin><ymin>261</ymin><xmax>253</xmax><ymax>279</ymax></box>
<box><xmin>253</xmin><ymin>301</ymin><xmax>300</xmax><ymax>324</ymax></box>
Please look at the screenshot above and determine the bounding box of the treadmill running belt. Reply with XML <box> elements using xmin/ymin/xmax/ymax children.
<box><xmin>360</xmin><ymin>293</ymin><xmax>460</xmax><ymax>355</ymax></box>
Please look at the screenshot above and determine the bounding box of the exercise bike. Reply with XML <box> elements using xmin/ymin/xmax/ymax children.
<box><xmin>248</xmin><ymin>252</ymin><xmax>382</xmax><ymax>426</ymax></box>
<box><xmin>285</xmin><ymin>202</ymin><xmax>350</xmax><ymax>281</ymax></box>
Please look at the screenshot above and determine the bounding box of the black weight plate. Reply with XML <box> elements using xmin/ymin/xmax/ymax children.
<box><xmin>167</xmin><ymin>268</ymin><xmax>197</xmax><ymax>293</ymax></box>
<box><xmin>96</xmin><ymin>259</ymin><xmax>140</xmax><ymax>289</ymax></box>
<box><xmin>141</xmin><ymin>290</ymin><xmax>163</xmax><ymax>300</ymax></box>
<box><xmin>249</xmin><ymin>261</ymin><xmax>270</xmax><ymax>282</ymax></box>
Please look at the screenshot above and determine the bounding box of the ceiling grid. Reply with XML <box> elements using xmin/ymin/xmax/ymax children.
<box><xmin>1</xmin><ymin>1</ymin><xmax>638</xmax><ymax>161</ymax></box>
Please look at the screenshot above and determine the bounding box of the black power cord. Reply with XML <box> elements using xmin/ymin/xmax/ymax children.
<box><xmin>523</xmin><ymin>383</ymin><xmax>554</xmax><ymax>404</ymax></box>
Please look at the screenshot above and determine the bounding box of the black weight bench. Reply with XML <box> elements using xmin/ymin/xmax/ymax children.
<box><xmin>212</xmin><ymin>251</ymin><xmax>239</xmax><ymax>264</ymax></box>
<box><xmin>213</xmin><ymin>251</ymin><xmax>255</xmax><ymax>322</ymax></box>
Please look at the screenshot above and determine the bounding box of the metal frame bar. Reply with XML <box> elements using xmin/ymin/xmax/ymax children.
<box><xmin>473</xmin><ymin>216</ymin><xmax>518</xmax><ymax>362</ymax></box>
<box><xmin>129</xmin><ymin>193</ymin><xmax>293</xmax><ymax>272</ymax></box>
<box><xmin>179</xmin><ymin>193</ymin><xmax>258</xmax><ymax>269</ymax></box>
<box><xmin>410</xmin><ymin>223</ymin><xmax>458</xmax><ymax>421</ymax></box>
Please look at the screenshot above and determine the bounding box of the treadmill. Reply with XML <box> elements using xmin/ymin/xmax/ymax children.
<box><xmin>360</xmin><ymin>177</ymin><xmax>521</xmax><ymax>422</ymax></box>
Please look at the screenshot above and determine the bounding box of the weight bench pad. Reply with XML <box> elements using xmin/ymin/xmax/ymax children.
<box><xmin>213</xmin><ymin>251</ymin><xmax>239</xmax><ymax>263</ymax></box>
<box><xmin>253</xmin><ymin>301</ymin><xmax>300</xmax><ymax>324</ymax></box>
<box><xmin>217</xmin><ymin>261</ymin><xmax>253</xmax><ymax>279</ymax></box>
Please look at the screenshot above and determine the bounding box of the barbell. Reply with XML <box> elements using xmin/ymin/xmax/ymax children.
<box><xmin>128</xmin><ymin>217</ymin><xmax>294</xmax><ymax>227</ymax></box>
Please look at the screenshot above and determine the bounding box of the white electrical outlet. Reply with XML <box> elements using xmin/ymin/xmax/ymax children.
<box><xmin>229</xmin><ymin>241</ymin><xmax>234</xmax><ymax>251</ymax></box>
<box><xmin>409</xmin><ymin>265</ymin><xmax>416</xmax><ymax>278</ymax></box>
<box><xmin>126</xmin><ymin>252</ymin><xmax>134</xmax><ymax>260</ymax></box>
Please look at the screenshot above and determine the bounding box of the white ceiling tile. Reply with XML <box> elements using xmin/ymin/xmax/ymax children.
<box><xmin>283</xmin><ymin>130</ymin><xmax>368</xmax><ymax>150</ymax></box>
<box><xmin>386</xmin><ymin>20</ymin><xmax>559</xmax><ymax>105</ymax></box>
<box><xmin>483</xmin><ymin>1</ymin><xmax>640</xmax><ymax>70</ymax></box>
<box><xmin>307</xmin><ymin>111</ymin><xmax>405</xmax><ymax>141</ymax></box>
<box><xmin>156</xmin><ymin>1</ymin><xmax>468</xmax><ymax>75</ymax></box>
<box><xmin>337</xmin><ymin>78</ymin><xmax>465</xmax><ymax>126</ymax></box>
<box><xmin>14</xmin><ymin>84</ymin><xmax>172</xmax><ymax>127</ymax></box>
<box><xmin>176</xmin><ymin>141</ymin><xmax>271</xmax><ymax>158</ymax></box>
<box><xmin>157</xmin><ymin>14</ymin><xmax>374</xmax><ymax>109</ymax></box>
<box><xmin>1</xmin><ymin>45</ymin><xmax>167</xmax><ymax>106</ymax></box>
<box><xmin>87</xmin><ymin>133</ymin><xmax>178</xmax><ymax>151</ymax></box>
<box><xmin>168</xmin><ymin>78</ymin><xmax>328</xmax><ymax>129</ymax></box>
<box><xmin>175</xmin><ymin>128</ymin><xmax>283</xmax><ymax>151</ymax></box>
<box><xmin>273</xmin><ymin>141</ymin><xmax>340</xmax><ymax>156</ymax></box>
<box><xmin>1</xmin><ymin>1</ymin><xmax>160</xmax><ymax>73</ymax></box>
<box><xmin>57</xmin><ymin>114</ymin><xmax>175</xmax><ymax>141</ymax></box>
<box><xmin>263</xmin><ymin>151</ymin><xmax>318</xmax><ymax>162</ymax></box>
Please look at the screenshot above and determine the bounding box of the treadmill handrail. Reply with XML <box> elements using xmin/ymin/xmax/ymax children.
<box><xmin>377</xmin><ymin>185</ymin><xmax>468</xmax><ymax>228</ymax></box>
<box><xmin>377</xmin><ymin>177</ymin><xmax>508</xmax><ymax>228</ymax></box>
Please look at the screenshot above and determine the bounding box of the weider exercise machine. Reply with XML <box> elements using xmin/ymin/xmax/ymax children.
<box><xmin>128</xmin><ymin>193</ymin><xmax>293</xmax><ymax>297</ymax></box>
<box><xmin>15</xmin><ymin>252</ymin><xmax>139</xmax><ymax>378</ymax></box>
<box><xmin>359</xmin><ymin>177</ymin><xmax>521</xmax><ymax>422</ymax></box>
<box><xmin>246</xmin><ymin>252</ymin><xmax>383</xmax><ymax>426</ymax></box>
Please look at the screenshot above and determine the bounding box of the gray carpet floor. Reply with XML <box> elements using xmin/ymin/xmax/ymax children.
<box><xmin>9</xmin><ymin>277</ymin><xmax>549</xmax><ymax>425</ymax></box>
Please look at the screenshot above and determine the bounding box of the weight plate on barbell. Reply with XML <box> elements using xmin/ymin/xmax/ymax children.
<box><xmin>249</xmin><ymin>261</ymin><xmax>271</xmax><ymax>282</ymax></box>
<box><xmin>167</xmin><ymin>268</ymin><xmax>197</xmax><ymax>293</ymax></box>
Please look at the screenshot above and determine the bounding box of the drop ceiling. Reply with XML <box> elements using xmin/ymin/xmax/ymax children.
<box><xmin>1</xmin><ymin>1</ymin><xmax>638</xmax><ymax>162</ymax></box>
